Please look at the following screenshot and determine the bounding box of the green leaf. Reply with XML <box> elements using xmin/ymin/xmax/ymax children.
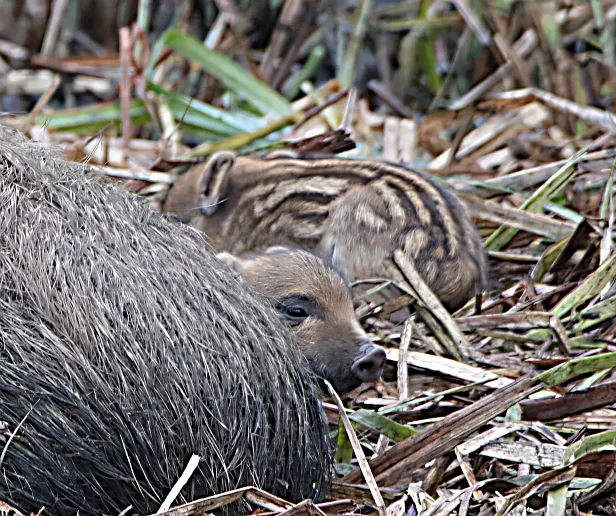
<box><xmin>349</xmin><ymin>409</ymin><xmax>418</xmax><ymax>442</ymax></box>
<box><xmin>146</xmin><ymin>81</ymin><xmax>264</xmax><ymax>135</ymax></box>
<box><xmin>564</xmin><ymin>429</ymin><xmax>616</xmax><ymax>464</ymax></box>
<box><xmin>484</xmin><ymin>160</ymin><xmax>577</xmax><ymax>251</ymax></box>
<box><xmin>551</xmin><ymin>252</ymin><xmax>616</xmax><ymax>319</ymax></box>
<box><xmin>34</xmin><ymin>100</ymin><xmax>151</xmax><ymax>133</ymax></box>
<box><xmin>188</xmin><ymin>112</ymin><xmax>298</xmax><ymax>157</ymax></box>
<box><xmin>537</xmin><ymin>353</ymin><xmax>616</xmax><ymax>387</ymax></box>
<box><xmin>528</xmin><ymin>252</ymin><xmax>616</xmax><ymax>340</ymax></box>
<box><xmin>546</xmin><ymin>485</ymin><xmax>568</xmax><ymax>516</ymax></box>
<box><xmin>334</xmin><ymin>417</ymin><xmax>354</xmax><ymax>463</ymax></box>
<box><xmin>566</xmin><ymin>294</ymin><xmax>616</xmax><ymax>334</ymax></box>
<box><xmin>150</xmin><ymin>29</ymin><xmax>292</xmax><ymax>117</ymax></box>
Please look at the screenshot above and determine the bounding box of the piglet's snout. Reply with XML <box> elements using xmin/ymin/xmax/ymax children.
<box><xmin>351</xmin><ymin>344</ymin><xmax>386</xmax><ymax>383</ymax></box>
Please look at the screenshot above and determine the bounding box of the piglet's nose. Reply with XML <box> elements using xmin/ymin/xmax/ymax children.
<box><xmin>351</xmin><ymin>345</ymin><xmax>386</xmax><ymax>383</ymax></box>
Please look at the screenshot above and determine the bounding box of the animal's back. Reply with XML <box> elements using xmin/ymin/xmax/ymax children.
<box><xmin>0</xmin><ymin>127</ymin><xmax>331</xmax><ymax>515</ymax></box>
<box><xmin>164</xmin><ymin>155</ymin><xmax>488</xmax><ymax>310</ymax></box>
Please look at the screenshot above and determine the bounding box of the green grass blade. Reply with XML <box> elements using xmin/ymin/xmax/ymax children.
<box><xmin>34</xmin><ymin>100</ymin><xmax>151</xmax><ymax>133</ymax></box>
<box><xmin>146</xmin><ymin>81</ymin><xmax>264</xmax><ymax>134</ymax></box>
<box><xmin>564</xmin><ymin>429</ymin><xmax>616</xmax><ymax>464</ymax></box>
<box><xmin>484</xmin><ymin>161</ymin><xmax>577</xmax><ymax>251</ymax></box>
<box><xmin>334</xmin><ymin>417</ymin><xmax>354</xmax><ymax>463</ymax></box>
<box><xmin>149</xmin><ymin>29</ymin><xmax>292</xmax><ymax>117</ymax></box>
<box><xmin>350</xmin><ymin>409</ymin><xmax>419</xmax><ymax>442</ymax></box>
<box><xmin>537</xmin><ymin>353</ymin><xmax>616</xmax><ymax>387</ymax></box>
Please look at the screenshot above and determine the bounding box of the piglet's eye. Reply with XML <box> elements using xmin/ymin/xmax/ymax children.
<box><xmin>275</xmin><ymin>294</ymin><xmax>316</xmax><ymax>326</ymax></box>
<box><xmin>283</xmin><ymin>306</ymin><xmax>309</xmax><ymax>323</ymax></box>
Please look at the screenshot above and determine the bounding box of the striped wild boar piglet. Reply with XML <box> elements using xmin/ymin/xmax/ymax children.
<box><xmin>163</xmin><ymin>151</ymin><xmax>488</xmax><ymax>312</ymax></box>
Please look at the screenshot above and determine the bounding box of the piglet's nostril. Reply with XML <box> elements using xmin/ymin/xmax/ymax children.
<box><xmin>351</xmin><ymin>346</ymin><xmax>386</xmax><ymax>383</ymax></box>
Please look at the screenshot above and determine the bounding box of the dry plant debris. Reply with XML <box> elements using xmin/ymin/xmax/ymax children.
<box><xmin>1</xmin><ymin>0</ymin><xmax>616</xmax><ymax>514</ymax></box>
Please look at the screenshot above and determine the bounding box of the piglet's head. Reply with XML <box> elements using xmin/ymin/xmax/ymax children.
<box><xmin>218</xmin><ymin>247</ymin><xmax>386</xmax><ymax>394</ymax></box>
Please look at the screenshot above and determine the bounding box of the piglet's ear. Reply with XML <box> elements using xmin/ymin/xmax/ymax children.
<box><xmin>263</xmin><ymin>246</ymin><xmax>296</xmax><ymax>256</ymax></box>
<box><xmin>197</xmin><ymin>151</ymin><xmax>236</xmax><ymax>216</ymax></box>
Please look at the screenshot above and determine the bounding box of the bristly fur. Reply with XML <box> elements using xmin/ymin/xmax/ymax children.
<box><xmin>0</xmin><ymin>127</ymin><xmax>332</xmax><ymax>516</ymax></box>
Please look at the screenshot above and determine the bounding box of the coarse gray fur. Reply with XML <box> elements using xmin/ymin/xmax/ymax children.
<box><xmin>0</xmin><ymin>126</ymin><xmax>332</xmax><ymax>515</ymax></box>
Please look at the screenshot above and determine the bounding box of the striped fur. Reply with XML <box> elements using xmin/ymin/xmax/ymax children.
<box><xmin>163</xmin><ymin>154</ymin><xmax>488</xmax><ymax>311</ymax></box>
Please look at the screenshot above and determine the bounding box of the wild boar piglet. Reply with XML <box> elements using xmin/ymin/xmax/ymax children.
<box><xmin>164</xmin><ymin>152</ymin><xmax>488</xmax><ymax>312</ymax></box>
<box><xmin>218</xmin><ymin>247</ymin><xmax>386</xmax><ymax>394</ymax></box>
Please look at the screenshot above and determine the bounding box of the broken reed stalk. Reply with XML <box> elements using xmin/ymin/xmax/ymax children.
<box><xmin>393</xmin><ymin>250</ymin><xmax>469</xmax><ymax>362</ymax></box>
<box><xmin>325</xmin><ymin>380</ymin><xmax>387</xmax><ymax>516</ymax></box>
<box><xmin>340</xmin><ymin>376</ymin><xmax>541</xmax><ymax>486</ymax></box>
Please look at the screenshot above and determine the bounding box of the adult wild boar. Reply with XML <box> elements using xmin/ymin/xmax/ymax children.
<box><xmin>0</xmin><ymin>127</ymin><xmax>331</xmax><ymax>516</ymax></box>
